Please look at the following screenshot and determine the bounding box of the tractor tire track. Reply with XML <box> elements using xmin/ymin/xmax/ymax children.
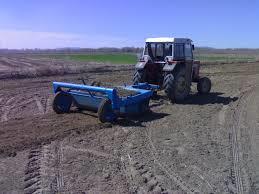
<box><xmin>55</xmin><ymin>141</ymin><xmax>64</xmax><ymax>192</ymax></box>
<box><xmin>144</xmin><ymin>115</ymin><xmax>217</xmax><ymax>193</ymax></box>
<box><xmin>33</xmin><ymin>96</ymin><xmax>45</xmax><ymax>115</ymax></box>
<box><xmin>226</xmin><ymin>85</ymin><xmax>256</xmax><ymax>194</ymax></box>
<box><xmin>120</xmin><ymin>116</ymin><xmax>215</xmax><ymax>193</ymax></box>
<box><xmin>24</xmin><ymin>141</ymin><xmax>65</xmax><ymax>193</ymax></box>
<box><xmin>24</xmin><ymin>147</ymin><xmax>42</xmax><ymax>194</ymax></box>
<box><xmin>121</xmin><ymin>125</ymin><xmax>203</xmax><ymax>193</ymax></box>
<box><xmin>120</xmin><ymin>153</ymin><xmax>166</xmax><ymax>193</ymax></box>
<box><xmin>120</xmin><ymin>127</ymin><xmax>169</xmax><ymax>193</ymax></box>
<box><xmin>0</xmin><ymin>95</ymin><xmax>48</xmax><ymax>122</ymax></box>
<box><xmin>246</xmin><ymin>85</ymin><xmax>259</xmax><ymax>193</ymax></box>
<box><xmin>41</xmin><ymin>141</ymin><xmax>65</xmax><ymax>193</ymax></box>
<box><xmin>1</xmin><ymin>97</ymin><xmax>16</xmax><ymax>122</ymax></box>
<box><xmin>145</xmin><ymin>128</ymin><xmax>201</xmax><ymax>194</ymax></box>
<box><xmin>44</xmin><ymin>95</ymin><xmax>53</xmax><ymax>113</ymax></box>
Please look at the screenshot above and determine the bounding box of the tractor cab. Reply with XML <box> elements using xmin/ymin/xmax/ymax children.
<box><xmin>141</xmin><ymin>37</ymin><xmax>194</xmax><ymax>62</ymax></box>
<box><xmin>136</xmin><ymin>38</ymin><xmax>195</xmax><ymax>85</ymax></box>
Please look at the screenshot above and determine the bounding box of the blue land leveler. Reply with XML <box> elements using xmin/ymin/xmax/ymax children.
<box><xmin>52</xmin><ymin>82</ymin><xmax>159</xmax><ymax>122</ymax></box>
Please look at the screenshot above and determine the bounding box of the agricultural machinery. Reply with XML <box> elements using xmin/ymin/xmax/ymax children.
<box><xmin>52</xmin><ymin>81</ymin><xmax>159</xmax><ymax>123</ymax></box>
<box><xmin>52</xmin><ymin>37</ymin><xmax>212</xmax><ymax>122</ymax></box>
<box><xmin>133</xmin><ymin>37</ymin><xmax>211</xmax><ymax>102</ymax></box>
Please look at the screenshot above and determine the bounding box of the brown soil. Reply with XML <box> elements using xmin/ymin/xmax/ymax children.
<box><xmin>115</xmin><ymin>87</ymin><xmax>139</xmax><ymax>97</ymax></box>
<box><xmin>0</xmin><ymin>55</ymin><xmax>258</xmax><ymax>193</ymax></box>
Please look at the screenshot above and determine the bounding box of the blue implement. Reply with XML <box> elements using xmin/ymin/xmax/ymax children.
<box><xmin>52</xmin><ymin>82</ymin><xmax>159</xmax><ymax>122</ymax></box>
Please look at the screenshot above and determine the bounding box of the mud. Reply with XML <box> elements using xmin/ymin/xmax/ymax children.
<box><xmin>0</xmin><ymin>55</ymin><xmax>258</xmax><ymax>193</ymax></box>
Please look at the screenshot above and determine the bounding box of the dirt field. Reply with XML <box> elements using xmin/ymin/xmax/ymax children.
<box><xmin>0</xmin><ymin>55</ymin><xmax>258</xmax><ymax>194</ymax></box>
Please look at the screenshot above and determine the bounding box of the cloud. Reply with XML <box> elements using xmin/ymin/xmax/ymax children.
<box><xmin>0</xmin><ymin>29</ymin><xmax>141</xmax><ymax>49</ymax></box>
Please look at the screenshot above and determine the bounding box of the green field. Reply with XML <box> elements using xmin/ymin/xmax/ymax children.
<box><xmin>194</xmin><ymin>54</ymin><xmax>256</xmax><ymax>63</ymax></box>
<box><xmin>34</xmin><ymin>52</ymin><xmax>258</xmax><ymax>64</ymax></box>
<box><xmin>42</xmin><ymin>53</ymin><xmax>137</xmax><ymax>64</ymax></box>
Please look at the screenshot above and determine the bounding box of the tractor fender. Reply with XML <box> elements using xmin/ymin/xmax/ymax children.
<box><xmin>163</xmin><ymin>63</ymin><xmax>177</xmax><ymax>72</ymax></box>
<box><xmin>135</xmin><ymin>61</ymin><xmax>147</xmax><ymax>70</ymax></box>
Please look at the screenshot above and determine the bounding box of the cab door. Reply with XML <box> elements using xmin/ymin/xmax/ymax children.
<box><xmin>184</xmin><ymin>43</ymin><xmax>193</xmax><ymax>86</ymax></box>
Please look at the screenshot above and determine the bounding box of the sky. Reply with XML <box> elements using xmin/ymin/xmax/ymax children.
<box><xmin>0</xmin><ymin>0</ymin><xmax>258</xmax><ymax>49</ymax></box>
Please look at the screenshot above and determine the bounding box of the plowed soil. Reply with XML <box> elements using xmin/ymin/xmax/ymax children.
<box><xmin>0</xmin><ymin>55</ymin><xmax>258</xmax><ymax>194</ymax></box>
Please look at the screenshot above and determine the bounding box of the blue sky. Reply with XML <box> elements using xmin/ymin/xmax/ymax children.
<box><xmin>0</xmin><ymin>0</ymin><xmax>258</xmax><ymax>48</ymax></box>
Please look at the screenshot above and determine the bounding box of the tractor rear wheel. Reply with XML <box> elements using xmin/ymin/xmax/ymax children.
<box><xmin>52</xmin><ymin>91</ymin><xmax>73</xmax><ymax>114</ymax></box>
<box><xmin>164</xmin><ymin>68</ymin><xmax>190</xmax><ymax>102</ymax></box>
<box><xmin>133</xmin><ymin>70</ymin><xmax>146</xmax><ymax>85</ymax></box>
<box><xmin>98</xmin><ymin>99</ymin><xmax>113</xmax><ymax>123</ymax></box>
<box><xmin>197</xmin><ymin>77</ymin><xmax>211</xmax><ymax>94</ymax></box>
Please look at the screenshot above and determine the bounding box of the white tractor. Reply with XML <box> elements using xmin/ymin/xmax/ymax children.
<box><xmin>133</xmin><ymin>37</ymin><xmax>211</xmax><ymax>102</ymax></box>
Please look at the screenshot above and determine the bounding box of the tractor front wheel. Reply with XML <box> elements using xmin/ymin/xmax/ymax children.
<box><xmin>197</xmin><ymin>77</ymin><xmax>211</xmax><ymax>94</ymax></box>
<box><xmin>164</xmin><ymin>68</ymin><xmax>190</xmax><ymax>103</ymax></box>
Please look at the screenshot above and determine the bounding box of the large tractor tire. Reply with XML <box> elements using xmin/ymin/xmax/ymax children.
<box><xmin>98</xmin><ymin>99</ymin><xmax>113</xmax><ymax>123</ymax></box>
<box><xmin>52</xmin><ymin>91</ymin><xmax>73</xmax><ymax>114</ymax></box>
<box><xmin>133</xmin><ymin>70</ymin><xmax>146</xmax><ymax>85</ymax></box>
<box><xmin>164</xmin><ymin>68</ymin><xmax>190</xmax><ymax>103</ymax></box>
<box><xmin>197</xmin><ymin>77</ymin><xmax>211</xmax><ymax>94</ymax></box>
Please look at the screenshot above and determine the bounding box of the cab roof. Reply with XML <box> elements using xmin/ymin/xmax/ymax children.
<box><xmin>145</xmin><ymin>37</ymin><xmax>192</xmax><ymax>44</ymax></box>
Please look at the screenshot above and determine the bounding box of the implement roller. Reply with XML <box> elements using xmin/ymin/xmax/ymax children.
<box><xmin>52</xmin><ymin>82</ymin><xmax>159</xmax><ymax>122</ymax></box>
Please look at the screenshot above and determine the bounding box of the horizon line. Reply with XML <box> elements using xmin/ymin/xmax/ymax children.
<box><xmin>0</xmin><ymin>47</ymin><xmax>259</xmax><ymax>50</ymax></box>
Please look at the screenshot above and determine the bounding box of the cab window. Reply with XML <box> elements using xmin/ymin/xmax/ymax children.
<box><xmin>156</xmin><ymin>43</ymin><xmax>164</xmax><ymax>60</ymax></box>
<box><xmin>144</xmin><ymin>43</ymin><xmax>155</xmax><ymax>59</ymax></box>
<box><xmin>151</xmin><ymin>44</ymin><xmax>156</xmax><ymax>58</ymax></box>
<box><xmin>144</xmin><ymin>43</ymin><xmax>164</xmax><ymax>60</ymax></box>
<box><xmin>185</xmin><ymin>43</ymin><xmax>193</xmax><ymax>60</ymax></box>
<box><xmin>165</xmin><ymin>43</ymin><xmax>173</xmax><ymax>56</ymax></box>
<box><xmin>174</xmin><ymin>44</ymin><xmax>185</xmax><ymax>60</ymax></box>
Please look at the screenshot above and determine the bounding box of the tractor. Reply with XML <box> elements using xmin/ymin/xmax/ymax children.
<box><xmin>133</xmin><ymin>37</ymin><xmax>211</xmax><ymax>102</ymax></box>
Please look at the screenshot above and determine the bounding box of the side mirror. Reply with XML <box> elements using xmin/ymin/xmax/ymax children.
<box><xmin>192</xmin><ymin>45</ymin><xmax>195</xmax><ymax>50</ymax></box>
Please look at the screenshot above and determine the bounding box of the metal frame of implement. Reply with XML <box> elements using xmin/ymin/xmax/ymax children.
<box><xmin>52</xmin><ymin>82</ymin><xmax>159</xmax><ymax>122</ymax></box>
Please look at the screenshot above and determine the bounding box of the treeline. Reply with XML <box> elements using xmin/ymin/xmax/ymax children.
<box><xmin>0</xmin><ymin>47</ymin><xmax>143</xmax><ymax>54</ymax></box>
<box><xmin>194</xmin><ymin>47</ymin><xmax>259</xmax><ymax>55</ymax></box>
<box><xmin>0</xmin><ymin>47</ymin><xmax>258</xmax><ymax>55</ymax></box>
